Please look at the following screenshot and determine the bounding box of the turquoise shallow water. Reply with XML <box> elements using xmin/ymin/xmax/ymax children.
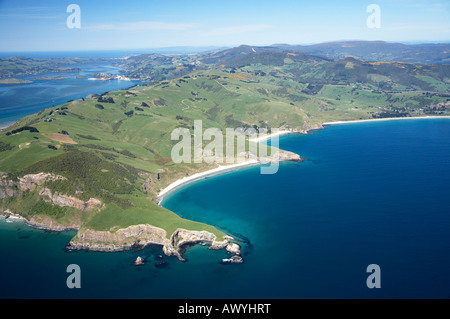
<box><xmin>1</xmin><ymin>119</ymin><xmax>449</xmax><ymax>298</ymax></box>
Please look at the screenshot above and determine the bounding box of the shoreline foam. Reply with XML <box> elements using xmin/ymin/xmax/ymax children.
<box><xmin>157</xmin><ymin>115</ymin><xmax>450</xmax><ymax>204</ymax></box>
<box><xmin>323</xmin><ymin>115</ymin><xmax>450</xmax><ymax>126</ymax></box>
<box><xmin>0</xmin><ymin>121</ymin><xmax>17</xmax><ymax>130</ymax></box>
<box><xmin>248</xmin><ymin>130</ymin><xmax>291</xmax><ymax>143</ymax></box>
<box><xmin>157</xmin><ymin>130</ymin><xmax>296</xmax><ymax>202</ymax></box>
<box><xmin>158</xmin><ymin>160</ymin><xmax>259</xmax><ymax>203</ymax></box>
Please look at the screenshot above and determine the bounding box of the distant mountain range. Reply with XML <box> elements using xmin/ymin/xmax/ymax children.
<box><xmin>201</xmin><ymin>41</ymin><xmax>450</xmax><ymax>65</ymax></box>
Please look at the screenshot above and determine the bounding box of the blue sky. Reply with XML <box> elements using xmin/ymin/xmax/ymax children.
<box><xmin>0</xmin><ymin>0</ymin><xmax>448</xmax><ymax>51</ymax></box>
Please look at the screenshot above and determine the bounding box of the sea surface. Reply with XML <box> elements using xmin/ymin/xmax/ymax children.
<box><xmin>0</xmin><ymin>56</ymin><xmax>143</xmax><ymax>127</ymax></box>
<box><xmin>1</xmin><ymin>118</ymin><xmax>449</xmax><ymax>298</ymax></box>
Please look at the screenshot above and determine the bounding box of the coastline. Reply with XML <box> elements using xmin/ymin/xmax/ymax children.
<box><xmin>158</xmin><ymin>160</ymin><xmax>259</xmax><ymax>202</ymax></box>
<box><xmin>0</xmin><ymin>212</ymin><xmax>79</xmax><ymax>232</ymax></box>
<box><xmin>158</xmin><ymin>115</ymin><xmax>450</xmax><ymax>205</ymax></box>
<box><xmin>158</xmin><ymin>130</ymin><xmax>299</xmax><ymax>203</ymax></box>
<box><xmin>323</xmin><ymin>115</ymin><xmax>450</xmax><ymax>126</ymax></box>
<box><xmin>2</xmin><ymin>113</ymin><xmax>449</xmax><ymax>260</ymax></box>
<box><xmin>0</xmin><ymin>121</ymin><xmax>17</xmax><ymax>131</ymax></box>
<box><xmin>249</xmin><ymin>130</ymin><xmax>291</xmax><ymax>143</ymax></box>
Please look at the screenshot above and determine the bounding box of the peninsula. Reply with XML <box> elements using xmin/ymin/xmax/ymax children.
<box><xmin>1</xmin><ymin>42</ymin><xmax>449</xmax><ymax>262</ymax></box>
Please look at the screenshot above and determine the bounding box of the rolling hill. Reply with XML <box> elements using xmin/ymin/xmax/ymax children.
<box><xmin>1</xmin><ymin>41</ymin><xmax>449</xmax><ymax>261</ymax></box>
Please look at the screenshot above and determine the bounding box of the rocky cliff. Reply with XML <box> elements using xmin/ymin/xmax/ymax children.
<box><xmin>67</xmin><ymin>224</ymin><xmax>241</xmax><ymax>262</ymax></box>
<box><xmin>0</xmin><ymin>172</ymin><xmax>103</xmax><ymax>230</ymax></box>
<box><xmin>39</xmin><ymin>187</ymin><xmax>103</xmax><ymax>211</ymax></box>
<box><xmin>238</xmin><ymin>148</ymin><xmax>302</xmax><ymax>164</ymax></box>
<box><xmin>1</xmin><ymin>171</ymin><xmax>243</xmax><ymax>263</ymax></box>
<box><xmin>18</xmin><ymin>173</ymin><xmax>67</xmax><ymax>191</ymax></box>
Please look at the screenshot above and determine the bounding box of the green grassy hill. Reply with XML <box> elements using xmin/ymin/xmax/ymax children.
<box><xmin>1</xmin><ymin>47</ymin><xmax>449</xmax><ymax>253</ymax></box>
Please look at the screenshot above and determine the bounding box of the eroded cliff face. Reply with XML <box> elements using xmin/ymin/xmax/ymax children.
<box><xmin>0</xmin><ymin>172</ymin><xmax>103</xmax><ymax>230</ymax></box>
<box><xmin>238</xmin><ymin>149</ymin><xmax>302</xmax><ymax>164</ymax></box>
<box><xmin>1</xmin><ymin>172</ymin><xmax>243</xmax><ymax>263</ymax></box>
<box><xmin>39</xmin><ymin>188</ymin><xmax>103</xmax><ymax>212</ymax></box>
<box><xmin>18</xmin><ymin>173</ymin><xmax>67</xmax><ymax>191</ymax></box>
<box><xmin>0</xmin><ymin>172</ymin><xmax>67</xmax><ymax>196</ymax></box>
<box><xmin>68</xmin><ymin>224</ymin><xmax>168</xmax><ymax>252</ymax></box>
<box><xmin>67</xmin><ymin>225</ymin><xmax>241</xmax><ymax>262</ymax></box>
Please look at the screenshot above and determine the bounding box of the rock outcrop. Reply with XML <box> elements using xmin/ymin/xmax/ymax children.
<box><xmin>0</xmin><ymin>172</ymin><xmax>103</xmax><ymax>231</ymax></box>
<box><xmin>0</xmin><ymin>187</ymin><xmax>17</xmax><ymax>199</ymax></box>
<box><xmin>26</xmin><ymin>215</ymin><xmax>81</xmax><ymax>231</ymax></box>
<box><xmin>222</xmin><ymin>255</ymin><xmax>244</xmax><ymax>264</ymax></box>
<box><xmin>1</xmin><ymin>172</ymin><xmax>103</xmax><ymax>211</ymax></box>
<box><xmin>18</xmin><ymin>173</ymin><xmax>66</xmax><ymax>191</ymax></box>
<box><xmin>163</xmin><ymin>229</ymin><xmax>231</xmax><ymax>261</ymax></box>
<box><xmin>67</xmin><ymin>224</ymin><xmax>168</xmax><ymax>252</ymax></box>
<box><xmin>225</xmin><ymin>242</ymin><xmax>241</xmax><ymax>255</ymax></box>
<box><xmin>238</xmin><ymin>149</ymin><xmax>302</xmax><ymax>164</ymax></box>
<box><xmin>134</xmin><ymin>256</ymin><xmax>145</xmax><ymax>265</ymax></box>
<box><xmin>39</xmin><ymin>187</ymin><xmax>103</xmax><ymax>212</ymax></box>
<box><xmin>1</xmin><ymin>210</ymin><xmax>80</xmax><ymax>231</ymax></box>
<box><xmin>265</xmin><ymin>149</ymin><xmax>302</xmax><ymax>163</ymax></box>
<box><xmin>67</xmin><ymin>225</ymin><xmax>239</xmax><ymax>263</ymax></box>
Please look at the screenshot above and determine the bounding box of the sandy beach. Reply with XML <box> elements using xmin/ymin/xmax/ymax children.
<box><xmin>158</xmin><ymin>160</ymin><xmax>259</xmax><ymax>201</ymax></box>
<box><xmin>158</xmin><ymin>130</ymin><xmax>295</xmax><ymax>201</ymax></box>
<box><xmin>0</xmin><ymin>121</ymin><xmax>16</xmax><ymax>130</ymax></box>
<box><xmin>249</xmin><ymin>130</ymin><xmax>291</xmax><ymax>143</ymax></box>
<box><xmin>323</xmin><ymin>116</ymin><xmax>450</xmax><ymax>126</ymax></box>
<box><xmin>157</xmin><ymin>115</ymin><xmax>450</xmax><ymax>202</ymax></box>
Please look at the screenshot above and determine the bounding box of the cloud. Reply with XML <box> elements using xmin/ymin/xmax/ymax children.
<box><xmin>86</xmin><ymin>21</ymin><xmax>197</xmax><ymax>31</ymax></box>
<box><xmin>0</xmin><ymin>13</ymin><xmax>60</xmax><ymax>19</ymax></box>
<box><xmin>197</xmin><ymin>24</ymin><xmax>271</xmax><ymax>37</ymax></box>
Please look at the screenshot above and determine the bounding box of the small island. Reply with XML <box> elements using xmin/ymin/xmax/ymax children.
<box><xmin>0</xmin><ymin>78</ymin><xmax>32</xmax><ymax>84</ymax></box>
<box><xmin>34</xmin><ymin>76</ymin><xmax>67</xmax><ymax>81</ymax></box>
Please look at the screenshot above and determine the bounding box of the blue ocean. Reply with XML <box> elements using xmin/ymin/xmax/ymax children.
<box><xmin>1</xmin><ymin>117</ymin><xmax>449</xmax><ymax>298</ymax></box>
<box><xmin>0</xmin><ymin>55</ymin><xmax>143</xmax><ymax>127</ymax></box>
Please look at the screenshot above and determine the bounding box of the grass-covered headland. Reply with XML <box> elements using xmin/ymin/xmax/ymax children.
<box><xmin>1</xmin><ymin>43</ymin><xmax>449</xmax><ymax>260</ymax></box>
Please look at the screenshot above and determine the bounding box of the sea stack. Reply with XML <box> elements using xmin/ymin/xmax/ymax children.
<box><xmin>134</xmin><ymin>256</ymin><xmax>144</xmax><ymax>265</ymax></box>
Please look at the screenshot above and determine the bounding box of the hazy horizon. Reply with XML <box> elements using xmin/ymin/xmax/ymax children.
<box><xmin>0</xmin><ymin>0</ymin><xmax>449</xmax><ymax>52</ymax></box>
<box><xmin>0</xmin><ymin>40</ymin><xmax>449</xmax><ymax>55</ymax></box>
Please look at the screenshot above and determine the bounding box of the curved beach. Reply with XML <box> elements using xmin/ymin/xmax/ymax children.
<box><xmin>158</xmin><ymin>160</ymin><xmax>259</xmax><ymax>202</ymax></box>
<box><xmin>158</xmin><ymin>116</ymin><xmax>450</xmax><ymax>204</ymax></box>
<box><xmin>323</xmin><ymin>115</ymin><xmax>450</xmax><ymax>126</ymax></box>
<box><xmin>157</xmin><ymin>130</ymin><xmax>300</xmax><ymax>202</ymax></box>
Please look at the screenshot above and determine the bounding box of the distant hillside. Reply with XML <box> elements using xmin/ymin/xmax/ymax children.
<box><xmin>200</xmin><ymin>45</ymin><xmax>284</xmax><ymax>64</ymax></box>
<box><xmin>272</xmin><ymin>41</ymin><xmax>450</xmax><ymax>64</ymax></box>
<box><xmin>1</xmin><ymin>43</ymin><xmax>449</xmax><ymax>257</ymax></box>
<box><xmin>200</xmin><ymin>46</ymin><xmax>330</xmax><ymax>68</ymax></box>
<box><xmin>0</xmin><ymin>56</ymin><xmax>111</xmax><ymax>79</ymax></box>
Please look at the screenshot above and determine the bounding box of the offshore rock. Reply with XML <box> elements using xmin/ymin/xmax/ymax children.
<box><xmin>68</xmin><ymin>225</ymin><xmax>236</xmax><ymax>263</ymax></box>
<box><xmin>134</xmin><ymin>256</ymin><xmax>145</xmax><ymax>266</ymax></box>
<box><xmin>222</xmin><ymin>256</ymin><xmax>244</xmax><ymax>264</ymax></box>
<box><xmin>226</xmin><ymin>242</ymin><xmax>241</xmax><ymax>255</ymax></box>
